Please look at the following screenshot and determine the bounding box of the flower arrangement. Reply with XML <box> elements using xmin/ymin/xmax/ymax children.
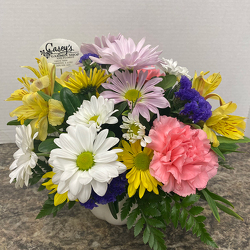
<box><xmin>6</xmin><ymin>34</ymin><xmax>250</xmax><ymax>250</ymax></box>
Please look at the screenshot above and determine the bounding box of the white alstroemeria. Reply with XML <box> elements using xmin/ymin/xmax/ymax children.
<box><xmin>120</xmin><ymin>113</ymin><xmax>152</xmax><ymax>147</ymax></box>
<box><xmin>49</xmin><ymin>124</ymin><xmax>126</xmax><ymax>203</ymax></box>
<box><xmin>67</xmin><ymin>96</ymin><xmax>118</xmax><ymax>131</ymax></box>
<box><xmin>9</xmin><ymin>124</ymin><xmax>38</xmax><ymax>188</ymax></box>
<box><xmin>159</xmin><ymin>58</ymin><xmax>191</xmax><ymax>80</ymax></box>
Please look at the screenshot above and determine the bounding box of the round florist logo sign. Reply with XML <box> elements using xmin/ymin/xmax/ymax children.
<box><xmin>39</xmin><ymin>39</ymin><xmax>80</xmax><ymax>69</ymax></box>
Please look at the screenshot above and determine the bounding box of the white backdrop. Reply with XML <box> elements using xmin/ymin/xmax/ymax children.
<box><xmin>1</xmin><ymin>0</ymin><xmax>250</xmax><ymax>143</ymax></box>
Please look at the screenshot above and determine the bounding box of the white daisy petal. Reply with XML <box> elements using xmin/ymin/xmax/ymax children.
<box><xmin>9</xmin><ymin>125</ymin><xmax>38</xmax><ymax>188</ymax></box>
<box><xmin>78</xmin><ymin>184</ymin><xmax>92</xmax><ymax>203</ymax></box>
<box><xmin>91</xmin><ymin>180</ymin><xmax>108</xmax><ymax>196</ymax></box>
<box><xmin>48</xmin><ymin>124</ymin><xmax>126</xmax><ymax>204</ymax></box>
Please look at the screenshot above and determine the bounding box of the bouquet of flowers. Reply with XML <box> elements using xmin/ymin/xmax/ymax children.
<box><xmin>6</xmin><ymin>34</ymin><xmax>250</xmax><ymax>250</ymax></box>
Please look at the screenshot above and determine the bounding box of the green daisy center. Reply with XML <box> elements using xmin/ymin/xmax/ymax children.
<box><xmin>130</xmin><ymin>124</ymin><xmax>139</xmax><ymax>135</ymax></box>
<box><xmin>124</xmin><ymin>89</ymin><xmax>141</xmax><ymax>102</ymax></box>
<box><xmin>89</xmin><ymin>115</ymin><xmax>99</xmax><ymax>123</ymax></box>
<box><xmin>76</xmin><ymin>151</ymin><xmax>94</xmax><ymax>171</ymax></box>
<box><xmin>134</xmin><ymin>152</ymin><xmax>150</xmax><ymax>171</ymax></box>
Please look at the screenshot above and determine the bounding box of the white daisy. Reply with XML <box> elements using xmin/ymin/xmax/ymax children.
<box><xmin>9</xmin><ymin>124</ymin><xmax>38</xmax><ymax>188</ymax></box>
<box><xmin>159</xmin><ymin>58</ymin><xmax>191</xmax><ymax>79</ymax></box>
<box><xmin>49</xmin><ymin>124</ymin><xmax>126</xmax><ymax>203</ymax></box>
<box><xmin>120</xmin><ymin>113</ymin><xmax>152</xmax><ymax>147</ymax></box>
<box><xmin>67</xmin><ymin>96</ymin><xmax>118</xmax><ymax>131</ymax></box>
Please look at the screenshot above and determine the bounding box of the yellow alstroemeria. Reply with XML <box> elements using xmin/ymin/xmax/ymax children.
<box><xmin>62</xmin><ymin>67</ymin><xmax>111</xmax><ymax>94</ymax></box>
<box><xmin>192</xmin><ymin>71</ymin><xmax>225</xmax><ymax>105</ymax></box>
<box><xmin>22</xmin><ymin>56</ymin><xmax>56</xmax><ymax>96</ymax></box>
<box><xmin>203</xmin><ymin>101</ymin><xmax>246</xmax><ymax>147</ymax></box>
<box><xmin>9</xmin><ymin>92</ymin><xmax>65</xmax><ymax>141</ymax></box>
<box><xmin>6</xmin><ymin>76</ymin><xmax>33</xmax><ymax>101</ymax></box>
<box><xmin>42</xmin><ymin>172</ymin><xmax>69</xmax><ymax>206</ymax></box>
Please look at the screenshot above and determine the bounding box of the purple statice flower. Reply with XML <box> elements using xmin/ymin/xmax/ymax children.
<box><xmin>80</xmin><ymin>173</ymin><xmax>127</xmax><ymax>209</ymax></box>
<box><xmin>90</xmin><ymin>36</ymin><xmax>162</xmax><ymax>72</ymax></box>
<box><xmin>79</xmin><ymin>53</ymin><xmax>99</xmax><ymax>64</ymax></box>
<box><xmin>175</xmin><ymin>76</ymin><xmax>212</xmax><ymax>123</ymax></box>
<box><xmin>101</xmin><ymin>70</ymin><xmax>170</xmax><ymax>121</ymax></box>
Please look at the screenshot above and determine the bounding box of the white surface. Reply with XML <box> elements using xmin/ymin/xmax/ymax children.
<box><xmin>1</xmin><ymin>0</ymin><xmax>250</xmax><ymax>143</ymax></box>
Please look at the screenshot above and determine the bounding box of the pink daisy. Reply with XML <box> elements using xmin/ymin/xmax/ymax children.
<box><xmin>100</xmin><ymin>70</ymin><xmax>170</xmax><ymax>121</ymax></box>
<box><xmin>90</xmin><ymin>36</ymin><xmax>162</xmax><ymax>72</ymax></box>
<box><xmin>80</xmin><ymin>33</ymin><xmax>122</xmax><ymax>56</ymax></box>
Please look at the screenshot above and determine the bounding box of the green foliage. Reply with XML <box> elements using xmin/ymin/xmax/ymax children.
<box><xmin>36</xmin><ymin>193</ymin><xmax>66</xmax><ymax>219</ymax></box>
<box><xmin>113</xmin><ymin>102</ymin><xmax>128</xmax><ymax>118</ymax></box>
<box><xmin>60</xmin><ymin>87</ymin><xmax>81</xmax><ymax>116</ymax></box>
<box><xmin>29</xmin><ymin>159</ymin><xmax>52</xmax><ymax>186</ymax></box>
<box><xmin>108</xmin><ymin>202</ymin><xmax>119</xmax><ymax>220</ymax></box>
<box><xmin>38</xmin><ymin>138</ymin><xmax>58</xmax><ymax>153</ymax></box>
<box><xmin>211</xmin><ymin>146</ymin><xmax>225</xmax><ymax>161</ymax></box>
<box><xmin>7</xmin><ymin>119</ymin><xmax>21</xmax><ymax>125</ymax></box>
<box><xmin>156</xmin><ymin>75</ymin><xmax>177</xmax><ymax>90</ymax></box>
<box><xmin>54</xmin><ymin>80</ymin><xmax>64</xmax><ymax>93</ymax></box>
<box><xmin>215</xmin><ymin>202</ymin><xmax>243</xmax><ymax>221</ymax></box>
<box><xmin>218</xmin><ymin>143</ymin><xmax>241</xmax><ymax>154</ymax></box>
<box><xmin>217</xmin><ymin>136</ymin><xmax>250</xmax><ymax>144</ymax></box>
<box><xmin>201</xmin><ymin>189</ymin><xmax>220</xmax><ymax>222</ymax></box>
<box><xmin>37</xmin><ymin>91</ymin><xmax>52</xmax><ymax>101</ymax></box>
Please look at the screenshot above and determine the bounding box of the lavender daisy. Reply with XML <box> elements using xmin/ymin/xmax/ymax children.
<box><xmin>101</xmin><ymin>70</ymin><xmax>170</xmax><ymax>121</ymax></box>
<box><xmin>90</xmin><ymin>36</ymin><xmax>162</xmax><ymax>72</ymax></box>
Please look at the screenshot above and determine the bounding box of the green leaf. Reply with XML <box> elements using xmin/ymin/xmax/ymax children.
<box><xmin>201</xmin><ymin>189</ymin><xmax>220</xmax><ymax>222</ymax></box>
<box><xmin>37</xmin><ymin>91</ymin><xmax>52</xmax><ymax>101</ymax></box>
<box><xmin>186</xmin><ymin>215</ymin><xmax>195</xmax><ymax>231</ymax></box>
<box><xmin>121</xmin><ymin>196</ymin><xmax>135</xmax><ymax>220</ymax></box>
<box><xmin>37</xmin><ymin>159</ymin><xmax>52</xmax><ymax>172</ymax></box>
<box><xmin>108</xmin><ymin>202</ymin><xmax>119</xmax><ymax>220</ymax></box>
<box><xmin>188</xmin><ymin>206</ymin><xmax>204</xmax><ymax>216</ymax></box>
<box><xmin>143</xmin><ymin>226</ymin><xmax>150</xmax><ymax>244</ymax></box>
<box><xmin>147</xmin><ymin>218</ymin><xmax>166</xmax><ymax>229</ymax></box>
<box><xmin>160</xmin><ymin>197</ymin><xmax>171</xmax><ymax>224</ymax></box>
<box><xmin>180</xmin><ymin>209</ymin><xmax>188</xmax><ymax>229</ymax></box>
<box><xmin>54</xmin><ymin>80</ymin><xmax>63</xmax><ymax>93</ymax></box>
<box><xmin>113</xmin><ymin>102</ymin><xmax>128</xmax><ymax>118</ymax></box>
<box><xmin>148</xmin><ymin>232</ymin><xmax>154</xmax><ymax>249</ymax></box>
<box><xmin>68</xmin><ymin>201</ymin><xmax>76</xmax><ymax>210</ymax></box>
<box><xmin>211</xmin><ymin>146</ymin><xmax>225</xmax><ymax>161</ymax></box>
<box><xmin>215</xmin><ymin>202</ymin><xmax>243</xmax><ymax>221</ymax></box>
<box><xmin>60</xmin><ymin>87</ymin><xmax>81</xmax><ymax>116</ymax></box>
<box><xmin>204</xmin><ymin>188</ymin><xmax>234</xmax><ymax>208</ymax></box>
<box><xmin>156</xmin><ymin>75</ymin><xmax>177</xmax><ymax>90</ymax></box>
<box><xmin>217</xmin><ymin>136</ymin><xmax>250</xmax><ymax>144</ymax></box>
<box><xmin>24</xmin><ymin>119</ymin><xmax>33</xmax><ymax>126</ymax></box>
<box><xmin>37</xmin><ymin>184</ymin><xmax>46</xmax><ymax>191</ymax></box>
<box><xmin>38</xmin><ymin>138</ymin><xmax>58</xmax><ymax>153</ymax></box>
<box><xmin>127</xmin><ymin>207</ymin><xmax>140</xmax><ymax>229</ymax></box>
<box><xmin>134</xmin><ymin>217</ymin><xmax>145</xmax><ymax>237</ymax></box>
<box><xmin>107</xmin><ymin>131</ymin><xmax>115</xmax><ymax>138</ymax></box>
<box><xmin>170</xmin><ymin>202</ymin><xmax>180</xmax><ymax>228</ymax></box>
<box><xmin>181</xmin><ymin>194</ymin><xmax>200</xmax><ymax>207</ymax></box>
<box><xmin>7</xmin><ymin>119</ymin><xmax>21</xmax><ymax>125</ymax></box>
<box><xmin>218</xmin><ymin>143</ymin><xmax>240</xmax><ymax>154</ymax></box>
<box><xmin>142</xmin><ymin>206</ymin><xmax>161</xmax><ymax>217</ymax></box>
<box><xmin>51</xmin><ymin>92</ymin><xmax>61</xmax><ymax>101</ymax></box>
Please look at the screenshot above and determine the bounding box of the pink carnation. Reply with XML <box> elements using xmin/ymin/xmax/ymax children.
<box><xmin>137</xmin><ymin>68</ymin><xmax>165</xmax><ymax>81</ymax></box>
<box><xmin>147</xmin><ymin>116</ymin><xmax>218</xmax><ymax>197</ymax></box>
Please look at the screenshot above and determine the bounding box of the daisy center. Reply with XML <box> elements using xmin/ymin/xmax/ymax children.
<box><xmin>124</xmin><ymin>89</ymin><xmax>141</xmax><ymax>102</ymax></box>
<box><xmin>76</xmin><ymin>151</ymin><xmax>94</xmax><ymax>171</ymax></box>
<box><xmin>89</xmin><ymin>115</ymin><xmax>99</xmax><ymax>123</ymax></box>
<box><xmin>130</xmin><ymin>124</ymin><xmax>139</xmax><ymax>135</ymax></box>
<box><xmin>134</xmin><ymin>152</ymin><xmax>150</xmax><ymax>171</ymax></box>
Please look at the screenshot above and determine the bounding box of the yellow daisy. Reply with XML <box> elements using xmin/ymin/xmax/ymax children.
<box><xmin>62</xmin><ymin>67</ymin><xmax>111</xmax><ymax>94</ymax></box>
<box><xmin>119</xmin><ymin>140</ymin><xmax>161</xmax><ymax>198</ymax></box>
<box><xmin>42</xmin><ymin>171</ymin><xmax>69</xmax><ymax>206</ymax></box>
<box><xmin>203</xmin><ymin>101</ymin><xmax>246</xmax><ymax>147</ymax></box>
